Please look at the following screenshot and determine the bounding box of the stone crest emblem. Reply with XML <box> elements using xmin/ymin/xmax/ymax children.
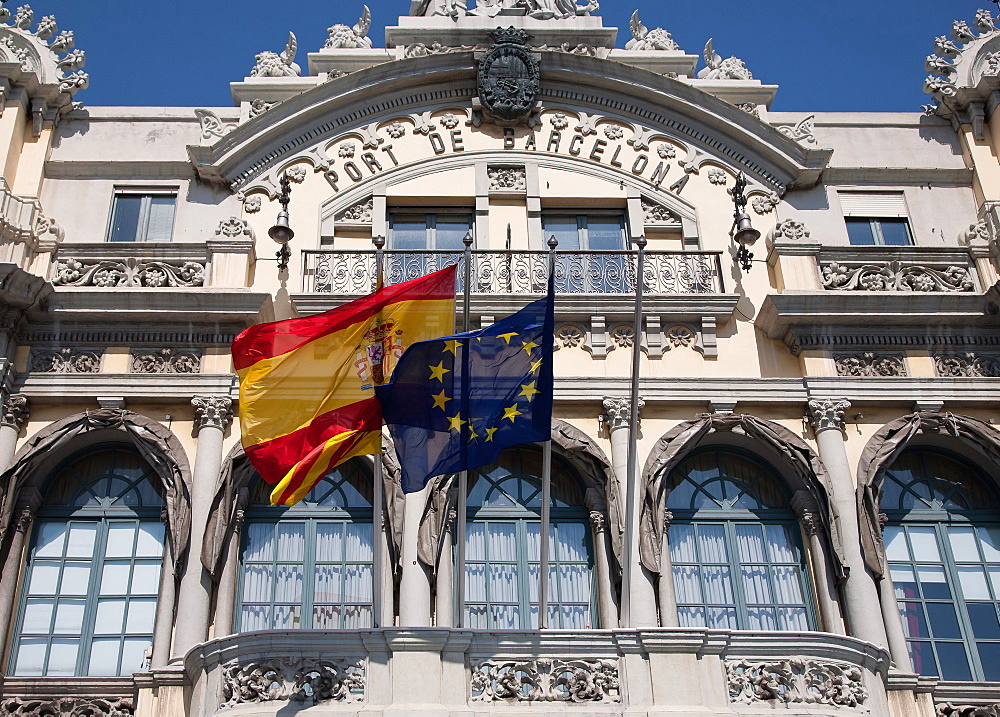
<box><xmin>477</xmin><ymin>27</ymin><xmax>540</xmax><ymax>125</ymax></box>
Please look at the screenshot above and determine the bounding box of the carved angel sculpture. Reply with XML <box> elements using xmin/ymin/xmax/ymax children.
<box><xmin>697</xmin><ymin>39</ymin><xmax>753</xmax><ymax>80</ymax></box>
<box><xmin>325</xmin><ymin>6</ymin><xmax>373</xmax><ymax>49</ymax></box>
<box><xmin>410</xmin><ymin>0</ymin><xmax>467</xmax><ymax>18</ymax></box>
<box><xmin>625</xmin><ymin>10</ymin><xmax>678</xmax><ymax>51</ymax></box>
<box><xmin>250</xmin><ymin>32</ymin><xmax>301</xmax><ymax>78</ymax></box>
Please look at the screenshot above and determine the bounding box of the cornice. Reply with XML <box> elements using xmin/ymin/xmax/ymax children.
<box><xmin>13</xmin><ymin>372</ymin><xmax>238</xmax><ymax>403</ymax></box>
<box><xmin>820</xmin><ymin>167</ymin><xmax>974</xmax><ymax>186</ymax></box>
<box><xmin>36</xmin><ymin>288</ymin><xmax>274</xmax><ymax>325</ymax></box>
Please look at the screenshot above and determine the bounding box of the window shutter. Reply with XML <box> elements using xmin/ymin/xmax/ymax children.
<box><xmin>838</xmin><ymin>192</ymin><xmax>908</xmax><ymax>218</ymax></box>
<box><xmin>144</xmin><ymin>197</ymin><xmax>176</xmax><ymax>242</ymax></box>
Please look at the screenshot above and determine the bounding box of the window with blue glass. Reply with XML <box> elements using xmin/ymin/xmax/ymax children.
<box><xmin>542</xmin><ymin>213</ymin><xmax>628</xmax><ymax>293</ymax></box>
<box><xmin>666</xmin><ymin>450</ymin><xmax>816</xmax><ymax>631</ymax></box>
<box><xmin>9</xmin><ymin>447</ymin><xmax>165</xmax><ymax>677</ymax></box>
<box><xmin>463</xmin><ymin>446</ymin><xmax>595</xmax><ymax>629</ymax></box>
<box><xmin>238</xmin><ymin>460</ymin><xmax>374</xmax><ymax>631</ymax></box>
<box><xmin>880</xmin><ymin>450</ymin><xmax>1000</xmax><ymax>681</ymax></box>
<box><xmin>845</xmin><ymin>218</ymin><xmax>913</xmax><ymax>246</ymax></box>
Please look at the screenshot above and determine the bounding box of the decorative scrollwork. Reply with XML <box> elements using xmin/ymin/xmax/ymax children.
<box><xmin>834</xmin><ymin>352</ymin><xmax>907</xmax><ymax>377</ymax></box>
<box><xmin>777</xmin><ymin>115</ymin><xmax>817</xmax><ymax>145</ymax></box>
<box><xmin>934</xmin><ymin>352</ymin><xmax>1000</xmax><ymax>377</ymax></box>
<box><xmin>221</xmin><ymin>658</ymin><xmax>365</xmax><ymax>707</ymax></box>
<box><xmin>471</xmin><ymin>658</ymin><xmax>619</xmax><ymax>703</ymax></box>
<box><xmin>726</xmin><ymin>658</ymin><xmax>867</xmax><ymax>707</ymax></box>
<box><xmin>51</xmin><ymin>259</ymin><xmax>205</xmax><ymax>287</ymax></box>
<box><xmin>821</xmin><ymin>262</ymin><xmax>974</xmax><ymax>292</ymax></box>
<box><xmin>130</xmin><ymin>349</ymin><xmax>202</xmax><ymax>374</ymax></box>
<box><xmin>641</xmin><ymin>200</ymin><xmax>681</xmax><ymax>226</ymax></box>
<box><xmin>30</xmin><ymin>347</ymin><xmax>101</xmax><ymax>373</ymax></box>
<box><xmin>937</xmin><ymin>703</ymin><xmax>1000</xmax><ymax>717</ymax></box>
<box><xmin>0</xmin><ymin>697</ymin><xmax>134</xmax><ymax>715</ymax></box>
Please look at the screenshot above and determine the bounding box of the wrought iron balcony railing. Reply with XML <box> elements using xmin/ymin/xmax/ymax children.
<box><xmin>303</xmin><ymin>250</ymin><xmax>725</xmax><ymax>295</ymax></box>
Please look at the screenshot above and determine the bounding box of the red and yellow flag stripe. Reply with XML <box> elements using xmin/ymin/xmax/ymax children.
<box><xmin>233</xmin><ymin>265</ymin><xmax>456</xmax><ymax>505</ymax></box>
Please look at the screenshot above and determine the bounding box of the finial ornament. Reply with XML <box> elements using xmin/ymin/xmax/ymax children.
<box><xmin>250</xmin><ymin>32</ymin><xmax>300</xmax><ymax>77</ymax></box>
<box><xmin>192</xmin><ymin>396</ymin><xmax>233</xmax><ymax>430</ymax></box>
<box><xmin>698</xmin><ymin>39</ymin><xmax>753</xmax><ymax>80</ymax></box>
<box><xmin>325</xmin><ymin>6</ymin><xmax>373</xmax><ymax>49</ymax></box>
<box><xmin>807</xmin><ymin>398</ymin><xmax>851</xmax><ymax>433</ymax></box>
<box><xmin>625</xmin><ymin>10</ymin><xmax>678</xmax><ymax>51</ymax></box>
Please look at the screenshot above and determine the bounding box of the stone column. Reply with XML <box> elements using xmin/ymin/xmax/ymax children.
<box><xmin>172</xmin><ymin>396</ymin><xmax>231</xmax><ymax>660</ymax></box>
<box><xmin>150</xmin><ymin>508</ymin><xmax>177</xmax><ymax>668</ymax></box>
<box><xmin>0</xmin><ymin>492</ymin><xmax>40</xmax><ymax>657</ymax></box>
<box><xmin>435</xmin><ymin>508</ymin><xmax>456</xmax><ymax>627</ymax></box>
<box><xmin>602</xmin><ymin>397</ymin><xmax>657</xmax><ymax>627</ymax></box>
<box><xmin>0</xmin><ymin>393</ymin><xmax>28</xmax><ymax>472</ymax></box>
<box><xmin>877</xmin><ymin>511</ymin><xmax>915</xmax><ymax>671</ymax></box>
<box><xmin>807</xmin><ymin>398</ymin><xmax>888</xmax><ymax>650</ymax></box>
<box><xmin>399</xmin><ymin>484</ymin><xmax>432</xmax><ymax>626</ymax></box>
<box><xmin>801</xmin><ymin>510</ymin><xmax>846</xmax><ymax>634</ymax></box>
<box><xmin>212</xmin><ymin>502</ymin><xmax>246</xmax><ymax>639</ymax></box>
<box><xmin>589</xmin><ymin>511</ymin><xmax>618</xmax><ymax>629</ymax></box>
<box><xmin>656</xmin><ymin>509</ymin><xmax>679</xmax><ymax>627</ymax></box>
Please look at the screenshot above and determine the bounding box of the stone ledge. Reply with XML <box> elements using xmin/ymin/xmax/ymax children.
<box><xmin>38</xmin><ymin>288</ymin><xmax>273</xmax><ymax>325</ymax></box>
<box><xmin>13</xmin><ymin>373</ymin><xmax>238</xmax><ymax>403</ymax></box>
<box><xmin>803</xmin><ymin>376</ymin><xmax>1000</xmax><ymax>406</ymax></box>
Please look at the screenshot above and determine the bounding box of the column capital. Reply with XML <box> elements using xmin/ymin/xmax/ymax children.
<box><xmin>601</xmin><ymin>396</ymin><xmax>644</xmax><ymax>431</ymax></box>
<box><xmin>589</xmin><ymin>511</ymin><xmax>608</xmax><ymax>533</ymax></box>
<box><xmin>14</xmin><ymin>504</ymin><xmax>36</xmax><ymax>533</ymax></box>
<box><xmin>800</xmin><ymin>512</ymin><xmax>819</xmax><ymax>536</ymax></box>
<box><xmin>807</xmin><ymin>398</ymin><xmax>851</xmax><ymax>433</ymax></box>
<box><xmin>192</xmin><ymin>396</ymin><xmax>233</xmax><ymax>431</ymax></box>
<box><xmin>0</xmin><ymin>393</ymin><xmax>29</xmax><ymax>430</ymax></box>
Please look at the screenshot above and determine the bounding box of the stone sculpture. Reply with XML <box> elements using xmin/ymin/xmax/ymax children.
<box><xmin>250</xmin><ymin>32</ymin><xmax>300</xmax><ymax>77</ymax></box>
<box><xmin>324</xmin><ymin>6</ymin><xmax>373</xmax><ymax>49</ymax></box>
<box><xmin>625</xmin><ymin>10</ymin><xmax>678</xmax><ymax>51</ymax></box>
<box><xmin>697</xmin><ymin>39</ymin><xmax>753</xmax><ymax>80</ymax></box>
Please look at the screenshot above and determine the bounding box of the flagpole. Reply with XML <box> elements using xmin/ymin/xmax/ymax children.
<box><xmin>372</xmin><ymin>234</ymin><xmax>386</xmax><ymax>629</ymax></box>
<box><xmin>621</xmin><ymin>234</ymin><xmax>646</xmax><ymax>628</ymax></box>
<box><xmin>538</xmin><ymin>235</ymin><xmax>558</xmax><ymax>630</ymax></box>
<box><xmin>455</xmin><ymin>231</ymin><xmax>473</xmax><ymax>628</ymax></box>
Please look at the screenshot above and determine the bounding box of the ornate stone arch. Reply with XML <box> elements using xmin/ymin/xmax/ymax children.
<box><xmin>0</xmin><ymin>409</ymin><xmax>193</xmax><ymax>568</ymax></box>
<box><xmin>856</xmin><ymin>411</ymin><xmax>1000</xmax><ymax>577</ymax></box>
<box><xmin>640</xmin><ymin>413</ymin><xmax>845</xmax><ymax>577</ymax></box>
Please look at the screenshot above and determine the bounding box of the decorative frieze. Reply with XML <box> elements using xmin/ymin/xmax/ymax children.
<box><xmin>470</xmin><ymin>658</ymin><xmax>620</xmax><ymax>703</ymax></box>
<box><xmin>937</xmin><ymin>703</ymin><xmax>1000</xmax><ymax>717</ymax></box>
<box><xmin>221</xmin><ymin>657</ymin><xmax>365</xmax><ymax>707</ymax></box>
<box><xmin>487</xmin><ymin>166</ymin><xmax>526</xmax><ymax>193</ymax></box>
<box><xmin>30</xmin><ymin>347</ymin><xmax>102</xmax><ymax>373</ymax></box>
<box><xmin>0</xmin><ymin>697</ymin><xmax>134</xmax><ymax>716</ymax></box>
<box><xmin>726</xmin><ymin>659</ymin><xmax>867</xmax><ymax>707</ymax></box>
<box><xmin>834</xmin><ymin>352</ymin><xmax>907</xmax><ymax>377</ymax></box>
<box><xmin>335</xmin><ymin>197</ymin><xmax>374</xmax><ymax>224</ymax></box>
<box><xmin>821</xmin><ymin>262</ymin><xmax>975</xmax><ymax>292</ymax></box>
<box><xmin>51</xmin><ymin>259</ymin><xmax>205</xmax><ymax>288</ymax></box>
<box><xmin>935</xmin><ymin>352</ymin><xmax>1000</xmax><ymax>377</ymax></box>
<box><xmin>641</xmin><ymin>200</ymin><xmax>681</xmax><ymax>226</ymax></box>
<box><xmin>130</xmin><ymin>349</ymin><xmax>202</xmax><ymax>374</ymax></box>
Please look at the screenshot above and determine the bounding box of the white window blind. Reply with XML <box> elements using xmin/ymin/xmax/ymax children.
<box><xmin>838</xmin><ymin>192</ymin><xmax>908</xmax><ymax>218</ymax></box>
<box><xmin>144</xmin><ymin>197</ymin><xmax>175</xmax><ymax>242</ymax></box>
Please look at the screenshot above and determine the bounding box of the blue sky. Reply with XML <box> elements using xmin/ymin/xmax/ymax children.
<box><xmin>33</xmin><ymin>0</ymin><xmax>978</xmax><ymax>111</ymax></box>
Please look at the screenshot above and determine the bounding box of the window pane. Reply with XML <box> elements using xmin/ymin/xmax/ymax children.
<box><xmin>967</xmin><ymin>603</ymin><xmax>1000</xmax><ymax>639</ymax></box>
<box><xmin>673</xmin><ymin>565</ymin><xmax>702</xmax><ymax>604</ymax></box>
<box><xmin>879</xmin><ymin>219</ymin><xmax>912</xmax><ymax>246</ymax></box>
<box><xmin>245</xmin><ymin>524</ymin><xmax>274</xmax><ymax>562</ymax></box>
<box><xmin>60</xmin><ymin>563</ymin><xmax>91</xmax><ymax>595</ymax></box>
<box><xmin>45</xmin><ymin>638</ymin><xmax>79</xmax><ymax>676</ymax></box>
<box><xmin>677</xmin><ymin>605</ymin><xmax>706</xmax><ymax>627</ymax></box>
<box><xmin>435</xmin><ymin>217</ymin><xmax>471</xmax><ymax>250</ymax></box>
<box><xmin>741</xmin><ymin>565</ymin><xmax>771</xmax><ymax>604</ymax></box>
<box><xmin>735</xmin><ymin>524</ymin><xmax>766</xmax><ymax>563</ymax></box>
<box><xmin>948</xmin><ymin>527</ymin><xmax>979</xmax><ymax>562</ymax></box>
<box><xmin>343</xmin><ymin>564</ymin><xmax>372</xmax><ymax>603</ymax></box>
<box><xmin>908</xmin><ymin>527</ymin><xmax>940</xmax><ymax>562</ymax></box>
<box><xmin>392</xmin><ymin>220</ymin><xmax>428</xmax><ymax>250</ymax></box>
<box><xmin>699</xmin><ymin>525</ymin><xmax>728</xmax><ymax>563</ymax></box>
<box><xmin>273</xmin><ymin>565</ymin><xmax>303</xmax><ymax>602</ymax></box>
<box><xmin>917</xmin><ymin>565</ymin><xmax>949</xmax><ymax>599</ymax></box>
<box><xmin>771</xmin><ymin>566</ymin><xmax>804</xmax><ymax>603</ymax></box>
<box><xmin>95</xmin><ymin>599</ymin><xmax>127</xmax><ymax>633</ymax></box>
<box><xmin>980</xmin><ymin>527</ymin><xmax>1000</xmax><ymax>561</ymax></box>
<box><xmin>125</xmin><ymin>599</ymin><xmax>157</xmax><ymax>633</ymax></box>
<box><xmin>702</xmin><ymin>566</ymin><xmax>733</xmax><ymax>604</ymax></box>
<box><xmin>66</xmin><ymin>524</ymin><xmax>97</xmax><ymax>558</ymax></box>
<box><xmin>935</xmin><ymin>642</ymin><xmax>972</xmax><ymax>681</ymax></box>
<box><xmin>542</xmin><ymin>216</ymin><xmax>580</xmax><ymax>251</ymax></box>
<box><xmin>34</xmin><ymin>523</ymin><xmax>67</xmax><ymax>557</ymax></box>
<box><xmin>53</xmin><ymin>599</ymin><xmax>86</xmax><ymax>634</ymax></box>
<box><xmin>846</xmin><ymin>219</ymin><xmax>876</xmax><ymax>246</ymax></box>
<box><xmin>22</xmin><ymin>599</ymin><xmax>53</xmax><ymax>633</ymax></box>
<box><xmin>957</xmin><ymin>565</ymin><xmax>991</xmax><ymax>600</ymax></box>
<box><xmin>345</xmin><ymin>523</ymin><xmax>373</xmax><ymax>562</ymax></box>
<box><xmin>101</xmin><ymin>563</ymin><xmax>132</xmax><ymax>594</ymax></box>
<box><xmin>121</xmin><ymin>638</ymin><xmax>149</xmax><ymax>674</ymax></box>
<box><xmin>909</xmin><ymin>640</ymin><xmax>937</xmax><ymax>676</ymax></box>
<box><xmin>136</xmin><ymin>524</ymin><xmax>165</xmax><ymax>557</ymax></box>
<box><xmin>109</xmin><ymin>195</ymin><xmax>142</xmax><ymax>242</ymax></box>
<box><xmin>27</xmin><ymin>561</ymin><xmax>61</xmax><ymax>594</ymax></box>
<box><xmin>240</xmin><ymin>605</ymin><xmax>270</xmax><ymax>632</ymax></box>
<box><xmin>106</xmin><ymin>524</ymin><xmax>137</xmax><ymax>557</ymax></box>
<box><xmin>88</xmin><ymin>639</ymin><xmax>121</xmax><ymax>676</ymax></box>
<box><xmin>315</xmin><ymin>523</ymin><xmax>344</xmax><ymax>562</ymax></box>
<box><xmin>926</xmin><ymin>602</ymin><xmax>961</xmax><ymax>638</ymax></box>
<box><xmin>131</xmin><ymin>561</ymin><xmax>161</xmax><ymax>594</ymax></box>
<box><xmin>243</xmin><ymin>565</ymin><xmax>274</xmax><ymax>602</ymax></box>
<box><xmin>586</xmin><ymin>217</ymin><xmax>624</xmax><ymax>250</ymax></box>
<box><xmin>765</xmin><ymin>525</ymin><xmax>796</xmax><ymax>563</ymax></box>
<box><xmin>14</xmin><ymin>638</ymin><xmax>48</xmax><ymax>675</ymax></box>
<box><xmin>899</xmin><ymin>602</ymin><xmax>929</xmax><ymax>638</ymax></box>
<box><xmin>979</xmin><ymin>643</ymin><xmax>1000</xmax><ymax>681</ymax></box>
<box><xmin>669</xmin><ymin>524</ymin><xmax>696</xmax><ymax>563</ymax></box>
<box><xmin>884</xmin><ymin>526</ymin><xmax>909</xmax><ymax>561</ymax></box>
<box><xmin>276</xmin><ymin>525</ymin><xmax>305</xmax><ymax>562</ymax></box>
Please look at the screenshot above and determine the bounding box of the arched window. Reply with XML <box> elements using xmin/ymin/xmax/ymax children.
<box><xmin>666</xmin><ymin>449</ymin><xmax>816</xmax><ymax>631</ymax></box>
<box><xmin>238</xmin><ymin>459</ymin><xmax>373</xmax><ymax>631</ymax></box>
<box><xmin>463</xmin><ymin>446</ymin><xmax>595</xmax><ymax>629</ymax></box>
<box><xmin>880</xmin><ymin>450</ymin><xmax>1000</xmax><ymax>681</ymax></box>
<box><xmin>9</xmin><ymin>447</ymin><xmax>165</xmax><ymax>677</ymax></box>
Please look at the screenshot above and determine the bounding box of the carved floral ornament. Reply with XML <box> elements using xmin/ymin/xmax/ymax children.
<box><xmin>30</xmin><ymin>347</ymin><xmax>101</xmax><ymax>374</ymax></box>
<box><xmin>821</xmin><ymin>262</ymin><xmax>975</xmax><ymax>293</ymax></box>
<box><xmin>221</xmin><ymin>657</ymin><xmax>364</xmax><ymax>707</ymax></box>
<box><xmin>726</xmin><ymin>658</ymin><xmax>867</xmax><ymax>708</ymax></box>
<box><xmin>922</xmin><ymin>10</ymin><xmax>1000</xmax><ymax>115</ymax></box>
<box><xmin>767</xmin><ymin>219</ymin><xmax>810</xmax><ymax>242</ymax></box>
<box><xmin>935</xmin><ymin>352</ymin><xmax>1000</xmax><ymax>377</ymax></box>
<box><xmin>835</xmin><ymin>352</ymin><xmax>907</xmax><ymax>377</ymax></box>
<box><xmin>230</xmin><ymin>105</ymin><xmax>785</xmax><ymax>200</ymax></box>
<box><xmin>471</xmin><ymin>658</ymin><xmax>619</xmax><ymax>702</ymax></box>
<box><xmin>808</xmin><ymin>398</ymin><xmax>851</xmax><ymax>432</ymax></box>
<box><xmin>0</xmin><ymin>3</ymin><xmax>88</xmax><ymax>106</ymax></box>
<box><xmin>0</xmin><ymin>696</ymin><xmax>134</xmax><ymax>716</ymax></box>
<box><xmin>937</xmin><ymin>702</ymin><xmax>1000</xmax><ymax>717</ymax></box>
<box><xmin>131</xmin><ymin>349</ymin><xmax>202</xmax><ymax>374</ymax></box>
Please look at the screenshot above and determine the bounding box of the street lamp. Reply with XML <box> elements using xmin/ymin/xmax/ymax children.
<box><xmin>729</xmin><ymin>171</ymin><xmax>760</xmax><ymax>272</ymax></box>
<box><xmin>268</xmin><ymin>173</ymin><xmax>294</xmax><ymax>272</ymax></box>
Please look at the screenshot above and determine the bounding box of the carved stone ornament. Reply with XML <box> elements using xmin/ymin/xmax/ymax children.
<box><xmin>335</xmin><ymin>197</ymin><xmax>374</xmax><ymax>224</ymax></box>
<box><xmin>30</xmin><ymin>347</ymin><xmax>101</xmax><ymax>373</ymax></box>
<box><xmin>937</xmin><ymin>703</ymin><xmax>1000</xmax><ymax>717</ymax></box>
<box><xmin>768</xmin><ymin>219</ymin><xmax>810</xmax><ymax>242</ymax></box>
<box><xmin>707</xmin><ymin>168</ymin><xmax>727</xmax><ymax>185</ymax></box>
<box><xmin>601</xmin><ymin>396</ymin><xmax>643</xmax><ymax>431</ymax></box>
<box><xmin>726</xmin><ymin>659</ymin><xmax>867</xmax><ymax>707</ymax></box>
<box><xmin>820</xmin><ymin>262</ymin><xmax>975</xmax><ymax>292</ymax></box>
<box><xmin>250</xmin><ymin>32</ymin><xmax>300</xmax><ymax>77</ymax></box>
<box><xmin>249</xmin><ymin>99</ymin><xmax>277</xmax><ymax>118</ymax></box>
<box><xmin>935</xmin><ymin>352</ymin><xmax>1000</xmax><ymax>377</ymax></box>
<box><xmin>610</xmin><ymin>325</ymin><xmax>635</xmax><ymax>348</ymax></box>
<box><xmin>215</xmin><ymin>216</ymin><xmax>253</xmax><ymax>240</ymax></box>
<box><xmin>641</xmin><ymin>200</ymin><xmax>680</xmax><ymax>226</ymax></box>
<box><xmin>192</xmin><ymin>396</ymin><xmax>233</xmax><ymax>431</ymax></box>
<box><xmin>835</xmin><ymin>352</ymin><xmax>907</xmax><ymax>377</ymax></box>
<box><xmin>800</xmin><ymin>512</ymin><xmax>819</xmax><ymax>537</ymax></box>
<box><xmin>488</xmin><ymin>166</ymin><xmax>527</xmax><ymax>192</ymax></box>
<box><xmin>625</xmin><ymin>10</ymin><xmax>679</xmax><ymax>51</ymax></box>
<box><xmin>131</xmin><ymin>349</ymin><xmax>202</xmax><ymax>374</ymax></box>
<box><xmin>0</xmin><ymin>696</ymin><xmax>135</xmax><ymax>716</ymax></box>
<box><xmin>808</xmin><ymin>398</ymin><xmax>851</xmax><ymax>433</ymax></box>
<box><xmin>243</xmin><ymin>196</ymin><xmax>262</xmax><ymax>214</ymax></box>
<box><xmin>324</xmin><ymin>5</ymin><xmax>372</xmax><ymax>49</ymax></box>
<box><xmin>221</xmin><ymin>657</ymin><xmax>365</xmax><ymax>707</ymax></box>
<box><xmin>737</xmin><ymin>102</ymin><xmax>760</xmax><ymax>117</ymax></box>
<box><xmin>752</xmin><ymin>193</ymin><xmax>780</xmax><ymax>214</ymax></box>
<box><xmin>195</xmin><ymin>109</ymin><xmax>236</xmax><ymax>141</ymax></box>
<box><xmin>556</xmin><ymin>324</ymin><xmax>584</xmax><ymax>348</ymax></box>
<box><xmin>777</xmin><ymin>115</ymin><xmax>817</xmax><ymax>145</ymax></box>
<box><xmin>51</xmin><ymin>258</ymin><xmax>205</xmax><ymax>288</ymax></box>
<box><xmin>471</xmin><ymin>658</ymin><xmax>620</xmax><ymax>702</ymax></box>
<box><xmin>961</xmin><ymin>219</ymin><xmax>993</xmax><ymax>248</ymax></box>
<box><xmin>589</xmin><ymin>511</ymin><xmax>607</xmax><ymax>533</ymax></box>
<box><xmin>698</xmin><ymin>39</ymin><xmax>753</xmax><ymax>80</ymax></box>
<box><xmin>477</xmin><ymin>28</ymin><xmax>540</xmax><ymax>125</ymax></box>
<box><xmin>1</xmin><ymin>393</ymin><xmax>29</xmax><ymax>429</ymax></box>
<box><xmin>666</xmin><ymin>325</ymin><xmax>695</xmax><ymax>348</ymax></box>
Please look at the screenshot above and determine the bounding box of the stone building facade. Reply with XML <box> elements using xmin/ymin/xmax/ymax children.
<box><xmin>0</xmin><ymin>2</ymin><xmax>998</xmax><ymax>715</ymax></box>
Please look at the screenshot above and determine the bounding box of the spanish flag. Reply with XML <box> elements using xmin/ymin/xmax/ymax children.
<box><xmin>233</xmin><ymin>266</ymin><xmax>457</xmax><ymax>506</ymax></box>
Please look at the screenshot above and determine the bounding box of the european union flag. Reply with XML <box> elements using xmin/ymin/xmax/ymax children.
<box><xmin>375</xmin><ymin>288</ymin><xmax>554</xmax><ymax>493</ymax></box>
